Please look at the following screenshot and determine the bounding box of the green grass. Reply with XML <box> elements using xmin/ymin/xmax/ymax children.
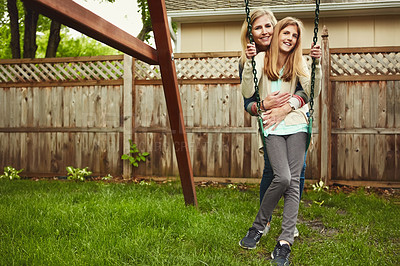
<box><xmin>0</xmin><ymin>179</ymin><xmax>399</xmax><ymax>265</ymax></box>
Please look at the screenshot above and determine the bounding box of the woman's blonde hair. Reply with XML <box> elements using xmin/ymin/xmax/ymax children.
<box><xmin>264</xmin><ymin>17</ymin><xmax>308</xmax><ymax>82</ymax></box>
<box><xmin>240</xmin><ymin>8</ymin><xmax>277</xmax><ymax>65</ymax></box>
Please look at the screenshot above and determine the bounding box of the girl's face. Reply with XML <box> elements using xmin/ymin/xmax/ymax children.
<box><xmin>278</xmin><ymin>24</ymin><xmax>299</xmax><ymax>54</ymax></box>
<box><xmin>252</xmin><ymin>15</ymin><xmax>274</xmax><ymax>49</ymax></box>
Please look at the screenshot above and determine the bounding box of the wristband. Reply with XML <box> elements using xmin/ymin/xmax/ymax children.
<box><xmin>261</xmin><ymin>100</ymin><xmax>266</xmax><ymax>110</ymax></box>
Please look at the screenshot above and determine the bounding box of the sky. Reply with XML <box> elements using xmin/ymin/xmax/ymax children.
<box><xmin>71</xmin><ymin>0</ymin><xmax>143</xmax><ymax>37</ymax></box>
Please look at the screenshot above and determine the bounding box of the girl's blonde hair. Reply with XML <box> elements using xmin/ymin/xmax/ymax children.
<box><xmin>240</xmin><ymin>8</ymin><xmax>277</xmax><ymax>65</ymax></box>
<box><xmin>264</xmin><ymin>17</ymin><xmax>308</xmax><ymax>81</ymax></box>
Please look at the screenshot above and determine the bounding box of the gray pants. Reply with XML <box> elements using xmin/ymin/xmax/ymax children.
<box><xmin>252</xmin><ymin>132</ymin><xmax>307</xmax><ymax>245</ymax></box>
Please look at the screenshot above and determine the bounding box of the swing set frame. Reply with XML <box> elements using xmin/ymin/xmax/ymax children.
<box><xmin>22</xmin><ymin>0</ymin><xmax>322</xmax><ymax>207</ymax></box>
<box><xmin>23</xmin><ymin>0</ymin><xmax>197</xmax><ymax>206</ymax></box>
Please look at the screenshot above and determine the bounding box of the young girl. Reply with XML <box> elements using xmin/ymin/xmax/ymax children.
<box><xmin>239</xmin><ymin>17</ymin><xmax>322</xmax><ymax>265</ymax></box>
<box><xmin>239</xmin><ymin>8</ymin><xmax>309</xmax><ymax>238</ymax></box>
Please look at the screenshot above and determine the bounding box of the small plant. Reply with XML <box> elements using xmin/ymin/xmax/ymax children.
<box><xmin>0</xmin><ymin>166</ymin><xmax>23</xmax><ymax>180</ymax></box>
<box><xmin>102</xmin><ymin>174</ymin><xmax>113</xmax><ymax>181</ymax></box>
<box><xmin>66</xmin><ymin>166</ymin><xmax>92</xmax><ymax>182</ymax></box>
<box><xmin>312</xmin><ymin>180</ymin><xmax>329</xmax><ymax>206</ymax></box>
<box><xmin>312</xmin><ymin>180</ymin><xmax>329</xmax><ymax>193</ymax></box>
<box><xmin>139</xmin><ymin>180</ymin><xmax>151</xmax><ymax>186</ymax></box>
<box><xmin>227</xmin><ymin>184</ymin><xmax>237</xmax><ymax>189</ymax></box>
<box><xmin>121</xmin><ymin>140</ymin><xmax>149</xmax><ymax>168</ymax></box>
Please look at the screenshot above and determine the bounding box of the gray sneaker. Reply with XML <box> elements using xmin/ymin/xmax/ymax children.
<box><xmin>239</xmin><ymin>227</ymin><xmax>263</xmax><ymax>249</ymax></box>
<box><xmin>271</xmin><ymin>241</ymin><xmax>291</xmax><ymax>266</ymax></box>
<box><xmin>294</xmin><ymin>226</ymin><xmax>299</xmax><ymax>238</ymax></box>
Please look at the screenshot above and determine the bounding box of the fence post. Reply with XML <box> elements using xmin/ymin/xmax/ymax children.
<box><xmin>123</xmin><ymin>54</ymin><xmax>133</xmax><ymax>179</ymax></box>
<box><xmin>319</xmin><ymin>25</ymin><xmax>332</xmax><ymax>185</ymax></box>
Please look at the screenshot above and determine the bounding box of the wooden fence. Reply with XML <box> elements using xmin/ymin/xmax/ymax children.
<box><xmin>0</xmin><ymin>30</ymin><xmax>399</xmax><ymax>187</ymax></box>
<box><xmin>327</xmin><ymin>46</ymin><xmax>400</xmax><ymax>187</ymax></box>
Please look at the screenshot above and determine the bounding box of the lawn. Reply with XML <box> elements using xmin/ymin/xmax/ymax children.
<box><xmin>0</xmin><ymin>179</ymin><xmax>399</xmax><ymax>265</ymax></box>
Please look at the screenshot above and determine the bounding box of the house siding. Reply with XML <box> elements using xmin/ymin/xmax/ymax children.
<box><xmin>178</xmin><ymin>15</ymin><xmax>400</xmax><ymax>52</ymax></box>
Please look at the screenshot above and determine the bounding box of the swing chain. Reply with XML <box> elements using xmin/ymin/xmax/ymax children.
<box><xmin>309</xmin><ymin>0</ymin><xmax>320</xmax><ymax>118</ymax></box>
<box><xmin>244</xmin><ymin>0</ymin><xmax>262</xmax><ymax>116</ymax></box>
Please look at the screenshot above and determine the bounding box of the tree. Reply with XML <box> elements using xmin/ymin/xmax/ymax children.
<box><xmin>6</xmin><ymin>0</ymin><xmax>20</xmax><ymax>58</ymax></box>
<box><xmin>45</xmin><ymin>20</ymin><xmax>61</xmax><ymax>57</ymax></box>
<box><xmin>22</xmin><ymin>1</ymin><xmax>38</xmax><ymax>58</ymax></box>
<box><xmin>136</xmin><ymin>0</ymin><xmax>152</xmax><ymax>42</ymax></box>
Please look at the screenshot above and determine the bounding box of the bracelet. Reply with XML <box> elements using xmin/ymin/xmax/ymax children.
<box><xmin>261</xmin><ymin>100</ymin><xmax>266</xmax><ymax>110</ymax></box>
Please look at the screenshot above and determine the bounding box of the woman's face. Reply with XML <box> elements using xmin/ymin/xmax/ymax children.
<box><xmin>278</xmin><ymin>24</ymin><xmax>299</xmax><ymax>54</ymax></box>
<box><xmin>252</xmin><ymin>15</ymin><xmax>274</xmax><ymax>49</ymax></box>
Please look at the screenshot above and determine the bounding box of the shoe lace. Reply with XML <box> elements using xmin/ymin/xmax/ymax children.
<box><xmin>247</xmin><ymin>227</ymin><xmax>262</xmax><ymax>240</ymax></box>
<box><xmin>276</xmin><ymin>244</ymin><xmax>291</xmax><ymax>259</ymax></box>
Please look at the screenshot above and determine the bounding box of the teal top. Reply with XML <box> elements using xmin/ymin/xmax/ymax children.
<box><xmin>264</xmin><ymin>71</ymin><xmax>308</xmax><ymax>137</ymax></box>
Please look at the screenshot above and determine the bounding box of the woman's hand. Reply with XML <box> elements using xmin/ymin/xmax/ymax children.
<box><xmin>310</xmin><ymin>43</ymin><xmax>321</xmax><ymax>59</ymax></box>
<box><xmin>262</xmin><ymin>91</ymin><xmax>291</xmax><ymax>110</ymax></box>
<box><xmin>262</xmin><ymin>104</ymin><xmax>292</xmax><ymax>131</ymax></box>
<box><xmin>245</xmin><ymin>43</ymin><xmax>257</xmax><ymax>59</ymax></box>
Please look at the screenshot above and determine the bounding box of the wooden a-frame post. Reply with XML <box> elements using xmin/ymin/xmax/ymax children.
<box><xmin>23</xmin><ymin>0</ymin><xmax>198</xmax><ymax>206</ymax></box>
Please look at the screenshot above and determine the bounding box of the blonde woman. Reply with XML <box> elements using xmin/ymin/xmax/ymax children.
<box><xmin>239</xmin><ymin>17</ymin><xmax>322</xmax><ymax>265</ymax></box>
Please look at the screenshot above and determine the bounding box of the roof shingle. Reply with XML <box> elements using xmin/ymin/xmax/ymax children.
<box><xmin>165</xmin><ymin>0</ymin><xmax>385</xmax><ymax>11</ymax></box>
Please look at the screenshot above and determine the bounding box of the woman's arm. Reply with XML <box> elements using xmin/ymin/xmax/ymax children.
<box><xmin>241</xmin><ymin>52</ymin><xmax>264</xmax><ymax>98</ymax></box>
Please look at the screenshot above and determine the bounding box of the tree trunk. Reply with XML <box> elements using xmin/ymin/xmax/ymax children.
<box><xmin>7</xmin><ymin>0</ymin><xmax>21</xmax><ymax>58</ymax></box>
<box><xmin>23</xmin><ymin>3</ymin><xmax>39</xmax><ymax>58</ymax></box>
<box><xmin>45</xmin><ymin>20</ymin><xmax>61</xmax><ymax>58</ymax></box>
<box><xmin>137</xmin><ymin>24</ymin><xmax>152</xmax><ymax>42</ymax></box>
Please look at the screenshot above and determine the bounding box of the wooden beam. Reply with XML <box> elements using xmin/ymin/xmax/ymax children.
<box><xmin>22</xmin><ymin>0</ymin><xmax>158</xmax><ymax>65</ymax></box>
<box><xmin>330</xmin><ymin>75</ymin><xmax>400</xmax><ymax>81</ymax></box>
<box><xmin>329</xmin><ymin>46</ymin><xmax>400</xmax><ymax>54</ymax></box>
<box><xmin>0</xmin><ymin>54</ymin><xmax>124</xmax><ymax>64</ymax></box>
<box><xmin>147</xmin><ymin>0</ymin><xmax>197</xmax><ymax>206</ymax></box>
<box><xmin>319</xmin><ymin>26</ymin><xmax>332</xmax><ymax>185</ymax></box>
<box><xmin>122</xmin><ymin>55</ymin><xmax>133</xmax><ymax>179</ymax></box>
<box><xmin>329</xmin><ymin>180</ymin><xmax>400</xmax><ymax>188</ymax></box>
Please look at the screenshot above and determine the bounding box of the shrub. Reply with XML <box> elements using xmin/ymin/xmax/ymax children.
<box><xmin>66</xmin><ymin>166</ymin><xmax>92</xmax><ymax>182</ymax></box>
<box><xmin>0</xmin><ymin>166</ymin><xmax>23</xmax><ymax>180</ymax></box>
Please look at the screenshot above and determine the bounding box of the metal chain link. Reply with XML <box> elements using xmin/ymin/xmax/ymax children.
<box><xmin>309</xmin><ymin>0</ymin><xmax>320</xmax><ymax>118</ymax></box>
<box><xmin>244</xmin><ymin>0</ymin><xmax>262</xmax><ymax>116</ymax></box>
<box><xmin>244</xmin><ymin>0</ymin><xmax>266</xmax><ymax>148</ymax></box>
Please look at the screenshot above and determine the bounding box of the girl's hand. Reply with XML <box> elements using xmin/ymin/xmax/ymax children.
<box><xmin>310</xmin><ymin>43</ymin><xmax>321</xmax><ymax>59</ymax></box>
<box><xmin>262</xmin><ymin>104</ymin><xmax>291</xmax><ymax>130</ymax></box>
<box><xmin>262</xmin><ymin>91</ymin><xmax>291</xmax><ymax>110</ymax></box>
<box><xmin>245</xmin><ymin>43</ymin><xmax>257</xmax><ymax>59</ymax></box>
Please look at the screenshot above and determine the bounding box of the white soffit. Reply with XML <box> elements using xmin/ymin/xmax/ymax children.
<box><xmin>167</xmin><ymin>1</ymin><xmax>400</xmax><ymax>22</ymax></box>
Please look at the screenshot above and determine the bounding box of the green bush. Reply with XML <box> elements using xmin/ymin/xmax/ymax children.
<box><xmin>0</xmin><ymin>166</ymin><xmax>23</xmax><ymax>180</ymax></box>
<box><xmin>66</xmin><ymin>166</ymin><xmax>92</xmax><ymax>182</ymax></box>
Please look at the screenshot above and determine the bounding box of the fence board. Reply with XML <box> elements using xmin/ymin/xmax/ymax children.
<box><xmin>396</xmin><ymin>82</ymin><xmax>400</xmax><ymax>128</ymax></box>
<box><xmin>396</xmin><ymin>135</ymin><xmax>400</xmax><ymax>181</ymax></box>
<box><xmin>361</xmin><ymin>82</ymin><xmax>371</xmax><ymax>128</ymax></box>
<box><xmin>377</xmin><ymin>82</ymin><xmax>387</xmax><ymax>128</ymax></box>
<box><xmin>360</xmin><ymin>134</ymin><xmax>370</xmax><ymax>180</ymax></box>
<box><xmin>383</xmin><ymin>135</ymin><xmax>396</xmax><ymax>181</ymax></box>
<box><xmin>306</xmin><ymin>133</ymin><xmax>320</xmax><ymax>180</ymax></box>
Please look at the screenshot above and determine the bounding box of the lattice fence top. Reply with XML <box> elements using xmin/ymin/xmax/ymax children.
<box><xmin>331</xmin><ymin>51</ymin><xmax>400</xmax><ymax>77</ymax></box>
<box><xmin>1</xmin><ymin>49</ymin><xmax>399</xmax><ymax>84</ymax></box>
<box><xmin>0</xmin><ymin>56</ymin><xmax>124</xmax><ymax>83</ymax></box>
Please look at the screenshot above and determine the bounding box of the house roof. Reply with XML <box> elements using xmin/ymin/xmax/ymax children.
<box><xmin>165</xmin><ymin>0</ymin><xmax>400</xmax><ymax>23</ymax></box>
<box><xmin>166</xmin><ymin>0</ymin><xmax>315</xmax><ymax>11</ymax></box>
